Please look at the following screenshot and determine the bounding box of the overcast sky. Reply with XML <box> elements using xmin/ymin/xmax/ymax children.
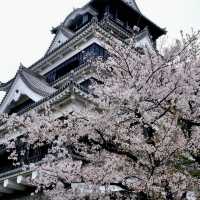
<box><xmin>0</xmin><ymin>0</ymin><xmax>199</xmax><ymax>99</ymax></box>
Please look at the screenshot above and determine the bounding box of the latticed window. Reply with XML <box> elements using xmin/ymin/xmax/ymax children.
<box><xmin>45</xmin><ymin>43</ymin><xmax>106</xmax><ymax>83</ymax></box>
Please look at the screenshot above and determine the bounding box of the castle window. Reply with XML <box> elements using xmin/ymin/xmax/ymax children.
<box><xmin>82</xmin><ymin>14</ymin><xmax>89</xmax><ymax>24</ymax></box>
<box><xmin>68</xmin><ymin>13</ymin><xmax>93</xmax><ymax>32</ymax></box>
<box><xmin>45</xmin><ymin>43</ymin><xmax>106</xmax><ymax>83</ymax></box>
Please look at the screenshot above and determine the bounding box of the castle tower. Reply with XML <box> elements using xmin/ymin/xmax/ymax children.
<box><xmin>0</xmin><ymin>0</ymin><xmax>165</xmax><ymax>198</ymax></box>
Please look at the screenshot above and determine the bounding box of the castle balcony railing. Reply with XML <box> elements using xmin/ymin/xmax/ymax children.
<box><xmin>44</xmin><ymin>43</ymin><xmax>106</xmax><ymax>84</ymax></box>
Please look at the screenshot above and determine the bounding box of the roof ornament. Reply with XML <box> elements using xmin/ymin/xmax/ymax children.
<box><xmin>19</xmin><ymin>62</ymin><xmax>25</xmax><ymax>71</ymax></box>
<box><xmin>69</xmin><ymin>71</ymin><xmax>75</xmax><ymax>83</ymax></box>
<box><xmin>133</xmin><ymin>25</ymin><xmax>140</xmax><ymax>33</ymax></box>
<box><xmin>62</xmin><ymin>71</ymin><xmax>76</xmax><ymax>92</ymax></box>
<box><xmin>51</xmin><ymin>26</ymin><xmax>58</xmax><ymax>34</ymax></box>
<box><xmin>103</xmin><ymin>10</ymin><xmax>109</xmax><ymax>18</ymax></box>
<box><xmin>91</xmin><ymin>16</ymin><xmax>98</xmax><ymax>23</ymax></box>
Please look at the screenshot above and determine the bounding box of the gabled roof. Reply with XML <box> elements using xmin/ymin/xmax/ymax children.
<box><xmin>46</xmin><ymin>25</ymin><xmax>74</xmax><ymax>55</ymax></box>
<box><xmin>18</xmin><ymin>66</ymin><xmax>56</xmax><ymax>96</ymax></box>
<box><xmin>45</xmin><ymin>4</ymin><xmax>97</xmax><ymax>56</ymax></box>
<box><xmin>63</xmin><ymin>4</ymin><xmax>97</xmax><ymax>27</ymax></box>
<box><xmin>0</xmin><ymin>0</ymin><xmax>166</xmax><ymax>93</ymax></box>
<box><xmin>17</xmin><ymin>81</ymin><xmax>94</xmax><ymax>115</ymax></box>
<box><xmin>0</xmin><ymin>65</ymin><xmax>56</xmax><ymax>113</ymax></box>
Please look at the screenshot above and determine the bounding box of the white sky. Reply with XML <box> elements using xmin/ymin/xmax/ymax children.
<box><xmin>0</xmin><ymin>0</ymin><xmax>199</xmax><ymax>99</ymax></box>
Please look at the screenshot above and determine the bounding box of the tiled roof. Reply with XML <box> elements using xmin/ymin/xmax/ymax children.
<box><xmin>0</xmin><ymin>65</ymin><xmax>56</xmax><ymax>112</ymax></box>
<box><xmin>18</xmin><ymin>66</ymin><xmax>56</xmax><ymax>97</ymax></box>
<box><xmin>0</xmin><ymin>80</ymin><xmax>12</xmax><ymax>92</ymax></box>
<box><xmin>0</xmin><ymin>0</ymin><xmax>166</xmax><ymax>92</ymax></box>
<box><xmin>18</xmin><ymin>81</ymin><xmax>93</xmax><ymax>115</ymax></box>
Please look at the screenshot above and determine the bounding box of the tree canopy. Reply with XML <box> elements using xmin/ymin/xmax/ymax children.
<box><xmin>2</xmin><ymin>31</ymin><xmax>200</xmax><ymax>200</ymax></box>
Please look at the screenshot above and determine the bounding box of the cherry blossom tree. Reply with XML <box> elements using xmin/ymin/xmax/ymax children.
<box><xmin>2</xmin><ymin>30</ymin><xmax>200</xmax><ymax>200</ymax></box>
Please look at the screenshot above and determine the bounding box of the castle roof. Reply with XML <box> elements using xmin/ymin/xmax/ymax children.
<box><xmin>18</xmin><ymin>66</ymin><xmax>56</xmax><ymax>96</ymax></box>
<box><xmin>0</xmin><ymin>65</ymin><xmax>56</xmax><ymax>113</ymax></box>
<box><xmin>0</xmin><ymin>0</ymin><xmax>166</xmax><ymax>94</ymax></box>
<box><xmin>17</xmin><ymin>80</ymin><xmax>94</xmax><ymax>115</ymax></box>
<box><xmin>0</xmin><ymin>0</ymin><xmax>166</xmax><ymax>115</ymax></box>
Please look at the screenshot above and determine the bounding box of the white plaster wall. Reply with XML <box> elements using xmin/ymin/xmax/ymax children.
<box><xmin>49</xmin><ymin>31</ymin><xmax>68</xmax><ymax>53</ymax></box>
<box><xmin>52</xmin><ymin>97</ymin><xmax>86</xmax><ymax>119</ymax></box>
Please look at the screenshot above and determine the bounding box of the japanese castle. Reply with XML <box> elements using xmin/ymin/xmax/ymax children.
<box><xmin>0</xmin><ymin>0</ymin><xmax>165</xmax><ymax>199</ymax></box>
